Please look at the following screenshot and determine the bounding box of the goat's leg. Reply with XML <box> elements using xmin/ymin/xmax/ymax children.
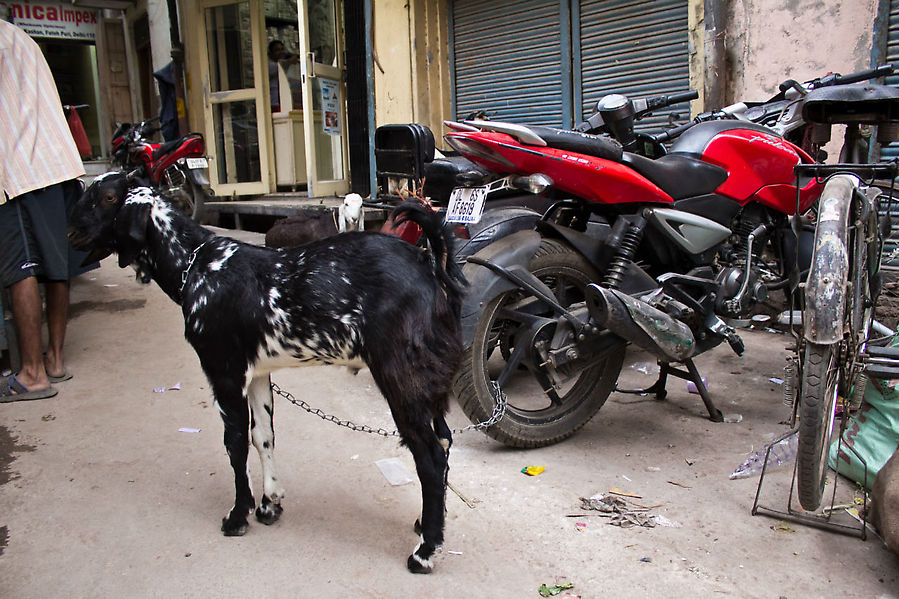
<box><xmin>405</xmin><ymin>432</ymin><xmax>448</xmax><ymax>574</ymax></box>
<box><xmin>214</xmin><ymin>381</ymin><xmax>256</xmax><ymax>536</ymax></box>
<box><xmin>248</xmin><ymin>374</ymin><xmax>284</xmax><ymax>525</ymax></box>
<box><xmin>433</xmin><ymin>414</ymin><xmax>453</xmax><ymax>460</ymax></box>
<box><xmin>415</xmin><ymin>414</ymin><xmax>453</xmax><ymax>536</ymax></box>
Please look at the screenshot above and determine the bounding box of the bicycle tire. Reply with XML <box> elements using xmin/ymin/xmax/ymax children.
<box><xmin>797</xmin><ymin>178</ymin><xmax>879</xmax><ymax>510</ymax></box>
<box><xmin>797</xmin><ymin>342</ymin><xmax>840</xmax><ymax>510</ymax></box>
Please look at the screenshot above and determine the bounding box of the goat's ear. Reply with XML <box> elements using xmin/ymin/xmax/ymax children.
<box><xmin>114</xmin><ymin>201</ymin><xmax>152</xmax><ymax>268</ymax></box>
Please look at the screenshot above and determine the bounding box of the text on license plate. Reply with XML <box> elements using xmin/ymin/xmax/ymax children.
<box><xmin>185</xmin><ymin>157</ymin><xmax>209</xmax><ymax>169</ymax></box>
<box><xmin>445</xmin><ymin>186</ymin><xmax>487</xmax><ymax>224</ymax></box>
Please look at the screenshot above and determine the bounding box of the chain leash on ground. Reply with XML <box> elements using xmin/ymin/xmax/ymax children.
<box><xmin>270</xmin><ymin>380</ymin><xmax>507</xmax><ymax>437</ymax></box>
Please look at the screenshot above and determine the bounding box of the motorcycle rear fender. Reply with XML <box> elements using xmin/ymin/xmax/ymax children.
<box><xmin>453</xmin><ymin>206</ymin><xmax>542</xmax><ymax>267</ymax></box>
<box><xmin>803</xmin><ymin>175</ymin><xmax>855</xmax><ymax>344</ymax></box>
<box><xmin>460</xmin><ymin>230</ymin><xmax>550</xmax><ymax>344</ymax></box>
<box><xmin>184</xmin><ymin>164</ymin><xmax>210</xmax><ymax>187</ymax></box>
<box><xmin>536</xmin><ymin>220</ymin><xmax>658</xmax><ymax>294</ymax></box>
<box><xmin>536</xmin><ymin>220</ymin><xmax>607</xmax><ymax>268</ymax></box>
<box><xmin>459</xmin><ymin>226</ymin><xmax>659</xmax><ymax>345</ymax></box>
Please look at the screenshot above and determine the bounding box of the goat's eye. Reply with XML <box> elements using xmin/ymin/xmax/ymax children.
<box><xmin>102</xmin><ymin>193</ymin><xmax>117</xmax><ymax>205</ymax></box>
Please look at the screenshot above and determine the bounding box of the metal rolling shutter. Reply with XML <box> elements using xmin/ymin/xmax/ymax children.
<box><xmin>578</xmin><ymin>0</ymin><xmax>690</xmax><ymax>133</ymax></box>
<box><xmin>879</xmin><ymin>2</ymin><xmax>899</xmax><ymax>265</ymax></box>
<box><xmin>881</xmin><ymin>2</ymin><xmax>899</xmax><ymax>161</ymax></box>
<box><xmin>451</xmin><ymin>0</ymin><xmax>567</xmax><ymax>127</ymax></box>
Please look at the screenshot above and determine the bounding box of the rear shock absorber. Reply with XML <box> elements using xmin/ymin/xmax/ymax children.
<box><xmin>603</xmin><ymin>215</ymin><xmax>645</xmax><ymax>289</ymax></box>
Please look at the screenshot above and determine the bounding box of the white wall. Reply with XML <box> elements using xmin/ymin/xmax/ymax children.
<box><xmin>725</xmin><ymin>0</ymin><xmax>878</xmax><ymax>102</ymax></box>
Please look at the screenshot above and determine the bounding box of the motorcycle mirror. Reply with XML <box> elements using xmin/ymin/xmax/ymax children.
<box><xmin>597</xmin><ymin>94</ymin><xmax>638</xmax><ymax>149</ymax></box>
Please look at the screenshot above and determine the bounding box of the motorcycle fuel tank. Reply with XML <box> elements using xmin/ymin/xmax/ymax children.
<box><xmin>693</xmin><ymin>125</ymin><xmax>822</xmax><ymax>214</ymax></box>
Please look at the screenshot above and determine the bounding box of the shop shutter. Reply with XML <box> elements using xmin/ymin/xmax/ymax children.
<box><xmin>881</xmin><ymin>1</ymin><xmax>899</xmax><ymax>161</ymax></box>
<box><xmin>879</xmin><ymin>1</ymin><xmax>899</xmax><ymax>264</ymax></box>
<box><xmin>451</xmin><ymin>0</ymin><xmax>567</xmax><ymax>127</ymax></box>
<box><xmin>578</xmin><ymin>0</ymin><xmax>690</xmax><ymax>133</ymax></box>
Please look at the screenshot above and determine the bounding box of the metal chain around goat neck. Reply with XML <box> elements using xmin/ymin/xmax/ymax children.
<box><xmin>270</xmin><ymin>380</ymin><xmax>507</xmax><ymax>436</ymax></box>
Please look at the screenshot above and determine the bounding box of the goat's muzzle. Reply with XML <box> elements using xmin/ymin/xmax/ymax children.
<box><xmin>68</xmin><ymin>228</ymin><xmax>113</xmax><ymax>266</ymax></box>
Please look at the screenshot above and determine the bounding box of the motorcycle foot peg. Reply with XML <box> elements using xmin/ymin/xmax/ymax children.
<box><xmin>726</xmin><ymin>332</ymin><xmax>745</xmax><ymax>356</ymax></box>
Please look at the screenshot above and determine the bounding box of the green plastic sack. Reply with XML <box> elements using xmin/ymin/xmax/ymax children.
<box><xmin>828</xmin><ymin>374</ymin><xmax>899</xmax><ymax>490</ymax></box>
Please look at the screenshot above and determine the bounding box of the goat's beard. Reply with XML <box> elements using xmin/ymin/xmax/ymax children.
<box><xmin>132</xmin><ymin>252</ymin><xmax>153</xmax><ymax>284</ymax></box>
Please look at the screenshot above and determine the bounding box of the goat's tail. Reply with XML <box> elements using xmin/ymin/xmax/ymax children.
<box><xmin>391</xmin><ymin>202</ymin><xmax>467</xmax><ymax>312</ymax></box>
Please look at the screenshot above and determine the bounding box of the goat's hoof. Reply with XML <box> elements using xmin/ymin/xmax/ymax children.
<box><xmin>221</xmin><ymin>516</ymin><xmax>249</xmax><ymax>536</ymax></box>
<box><xmin>407</xmin><ymin>553</ymin><xmax>433</xmax><ymax>574</ymax></box>
<box><xmin>255</xmin><ymin>501</ymin><xmax>283</xmax><ymax>525</ymax></box>
<box><xmin>413</xmin><ymin>519</ymin><xmax>422</xmax><ymax>535</ymax></box>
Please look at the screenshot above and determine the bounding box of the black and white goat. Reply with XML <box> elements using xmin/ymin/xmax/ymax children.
<box><xmin>68</xmin><ymin>172</ymin><xmax>466</xmax><ymax>573</ymax></box>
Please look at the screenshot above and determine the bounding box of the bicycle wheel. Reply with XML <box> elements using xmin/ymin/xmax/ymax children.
<box><xmin>797</xmin><ymin>179</ymin><xmax>879</xmax><ymax>510</ymax></box>
<box><xmin>797</xmin><ymin>342</ymin><xmax>842</xmax><ymax>510</ymax></box>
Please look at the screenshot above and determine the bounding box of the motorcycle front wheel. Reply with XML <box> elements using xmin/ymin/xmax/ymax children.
<box><xmin>452</xmin><ymin>239</ymin><xmax>624</xmax><ymax>448</ymax></box>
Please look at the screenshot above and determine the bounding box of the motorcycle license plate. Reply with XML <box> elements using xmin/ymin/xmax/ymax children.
<box><xmin>185</xmin><ymin>157</ymin><xmax>208</xmax><ymax>169</ymax></box>
<box><xmin>445</xmin><ymin>186</ymin><xmax>487</xmax><ymax>224</ymax></box>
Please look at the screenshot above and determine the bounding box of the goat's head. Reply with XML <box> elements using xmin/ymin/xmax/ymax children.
<box><xmin>68</xmin><ymin>170</ymin><xmax>155</xmax><ymax>269</ymax></box>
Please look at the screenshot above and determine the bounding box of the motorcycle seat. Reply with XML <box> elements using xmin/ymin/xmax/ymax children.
<box><xmin>151</xmin><ymin>134</ymin><xmax>203</xmax><ymax>162</ymax></box>
<box><xmin>621</xmin><ymin>152</ymin><xmax>728</xmax><ymax>201</ymax></box>
<box><xmin>152</xmin><ymin>139</ymin><xmax>182</xmax><ymax>161</ymax></box>
<box><xmin>527</xmin><ymin>126</ymin><xmax>624</xmax><ymax>162</ymax></box>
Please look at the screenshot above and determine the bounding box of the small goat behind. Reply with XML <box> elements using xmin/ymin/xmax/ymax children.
<box><xmin>67</xmin><ymin>172</ymin><xmax>466</xmax><ymax>573</ymax></box>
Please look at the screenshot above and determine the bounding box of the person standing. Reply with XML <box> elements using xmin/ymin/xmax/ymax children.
<box><xmin>0</xmin><ymin>19</ymin><xmax>88</xmax><ymax>401</ymax></box>
<box><xmin>268</xmin><ymin>39</ymin><xmax>299</xmax><ymax>113</ymax></box>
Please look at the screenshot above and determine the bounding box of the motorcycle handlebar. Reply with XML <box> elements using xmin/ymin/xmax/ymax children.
<box><xmin>665</xmin><ymin>90</ymin><xmax>699</xmax><ymax>105</ymax></box>
<box><xmin>827</xmin><ymin>63</ymin><xmax>894</xmax><ymax>86</ymax></box>
<box><xmin>641</xmin><ymin>89</ymin><xmax>697</xmax><ymax>114</ymax></box>
<box><xmin>651</xmin><ymin>119</ymin><xmax>697</xmax><ymax>143</ymax></box>
<box><xmin>811</xmin><ymin>63</ymin><xmax>894</xmax><ymax>89</ymax></box>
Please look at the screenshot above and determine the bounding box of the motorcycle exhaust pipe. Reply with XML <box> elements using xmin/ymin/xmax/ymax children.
<box><xmin>585</xmin><ymin>284</ymin><xmax>696</xmax><ymax>363</ymax></box>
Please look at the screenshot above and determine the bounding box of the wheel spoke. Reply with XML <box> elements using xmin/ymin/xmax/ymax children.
<box><xmin>494</xmin><ymin>340</ymin><xmax>527</xmax><ymax>389</ymax></box>
<box><xmin>453</xmin><ymin>237</ymin><xmax>624</xmax><ymax>447</ymax></box>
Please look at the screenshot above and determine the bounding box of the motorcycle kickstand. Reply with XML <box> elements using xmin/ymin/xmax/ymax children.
<box><xmin>616</xmin><ymin>359</ymin><xmax>724</xmax><ymax>422</ymax></box>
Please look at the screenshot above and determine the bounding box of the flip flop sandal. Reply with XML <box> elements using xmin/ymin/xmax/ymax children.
<box><xmin>0</xmin><ymin>375</ymin><xmax>59</xmax><ymax>403</ymax></box>
<box><xmin>43</xmin><ymin>354</ymin><xmax>72</xmax><ymax>383</ymax></box>
<box><xmin>48</xmin><ymin>371</ymin><xmax>73</xmax><ymax>383</ymax></box>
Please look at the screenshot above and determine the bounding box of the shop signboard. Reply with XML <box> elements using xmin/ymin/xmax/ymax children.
<box><xmin>2</xmin><ymin>1</ymin><xmax>97</xmax><ymax>41</ymax></box>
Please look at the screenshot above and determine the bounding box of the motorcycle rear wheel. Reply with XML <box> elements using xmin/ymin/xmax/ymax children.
<box><xmin>452</xmin><ymin>239</ymin><xmax>624</xmax><ymax>448</ymax></box>
<box><xmin>159</xmin><ymin>163</ymin><xmax>208</xmax><ymax>221</ymax></box>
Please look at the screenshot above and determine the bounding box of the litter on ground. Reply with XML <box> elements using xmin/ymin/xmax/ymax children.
<box><xmin>521</xmin><ymin>465</ymin><xmax>545</xmax><ymax>476</ymax></box>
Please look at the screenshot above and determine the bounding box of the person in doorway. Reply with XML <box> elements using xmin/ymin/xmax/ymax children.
<box><xmin>0</xmin><ymin>19</ymin><xmax>91</xmax><ymax>402</ymax></box>
<box><xmin>268</xmin><ymin>39</ymin><xmax>300</xmax><ymax>113</ymax></box>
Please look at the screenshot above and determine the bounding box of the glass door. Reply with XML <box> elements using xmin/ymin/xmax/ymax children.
<box><xmin>200</xmin><ymin>0</ymin><xmax>271</xmax><ymax>196</ymax></box>
<box><xmin>297</xmin><ymin>0</ymin><xmax>350</xmax><ymax>197</ymax></box>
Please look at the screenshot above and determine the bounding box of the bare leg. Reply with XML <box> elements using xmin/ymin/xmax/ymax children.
<box><xmin>9</xmin><ymin>277</ymin><xmax>50</xmax><ymax>392</ymax></box>
<box><xmin>43</xmin><ymin>281</ymin><xmax>69</xmax><ymax>378</ymax></box>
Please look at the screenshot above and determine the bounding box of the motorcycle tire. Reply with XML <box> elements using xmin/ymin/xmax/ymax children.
<box><xmin>796</xmin><ymin>342</ymin><xmax>840</xmax><ymax>511</ymax></box>
<box><xmin>159</xmin><ymin>163</ymin><xmax>207</xmax><ymax>221</ymax></box>
<box><xmin>452</xmin><ymin>238</ymin><xmax>624</xmax><ymax>448</ymax></box>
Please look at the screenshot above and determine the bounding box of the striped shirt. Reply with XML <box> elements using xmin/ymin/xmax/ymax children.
<box><xmin>0</xmin><ymin>20</ymin><xmax>84</xmax><ymax>204</ymax></box>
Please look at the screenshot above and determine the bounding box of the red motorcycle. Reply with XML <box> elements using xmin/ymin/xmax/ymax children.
<box><xmin>444</xmin><ymin>61</ymin><xmax>899</xmax><ymax>496</ymax></box>
<box><xmin>110</xmin><ymin>118</ymin><xmax>211</xmax><ymax>220</ymax></box>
